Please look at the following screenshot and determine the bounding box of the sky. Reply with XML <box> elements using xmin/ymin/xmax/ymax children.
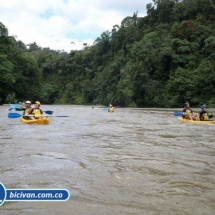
<box><xmin>0</xmin><ymin>0</ymin><xmax>151</xmax><ymax>52</ymax></box>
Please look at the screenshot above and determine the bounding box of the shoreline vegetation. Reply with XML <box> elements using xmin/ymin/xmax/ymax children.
<box><xmin>1</xmin><ymin>0</ymin><xmax>215</xmax><ymax>108</ymax></box>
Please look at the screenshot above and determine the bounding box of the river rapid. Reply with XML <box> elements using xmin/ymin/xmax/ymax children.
<box><xmin>0</xmin><ymin>105</ymin><xmax>215</xmax><ymax>215</ymax></box>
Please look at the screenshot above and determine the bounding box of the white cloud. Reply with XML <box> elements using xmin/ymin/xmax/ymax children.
<box><xmin>0</xmin><ymin>0</ymin><xmax>150</xmax><ymax>52</ymax></box>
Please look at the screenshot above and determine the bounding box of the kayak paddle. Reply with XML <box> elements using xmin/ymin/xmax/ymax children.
<box><xmin>44</xmin><ymin>110</ymin><xmax>53</xmax><ymax>115</ymax></box>
<box><xmin>8</xmin><ymin>112</ymin><xmax>68</xmax><ymax>119</ymax></box>
<box><xmin>9</xmin><ymin>104</ymin><xmax>21</xmax><ymax>111</ymax></box>
<box><xmin>8</xmin><ymin>108</ymin><xmax>53</xmax><ymax>115</ymax></box>
<box><xmin>8</xmin><ymin>113</ymin><xmax>22</xmax><ymax>118</ymax></box>
<box><xmin>9</xmin><ymin>104</ymin><xmax>53</xmax><ymax>115</ymax></box>
<box><xmin>173</xmin><ymin>111</ymin><xmax>182</xmax><ymax>116</ymax></box>
<box><xmin>110</xmin><ymin>96</ymin><xmax>115</xmax><ymax>104</ymax></box>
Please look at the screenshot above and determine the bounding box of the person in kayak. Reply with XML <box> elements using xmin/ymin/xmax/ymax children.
<box><xmin>199</xmin><ymin>105</ymin><xmax>214</xmax><ymax>121</ymax></box>
<box><xmin>21</xmin><ymin>100</ymin><xmax>32</xmax><ymax>119</ymax></box>
<box><xmin>108</xmin><ymin>104</ymin><xmax>115</xmax><ymax>112</ymax></box>
<box><xmin>29</xmin><ymin>101</ymin><xmax>45</xmax><ymax>119</ymax></box>
<box><xmin>182</xmin><ymin>102</ymin><xmax>199</xmax><ymax>120</ymax></box>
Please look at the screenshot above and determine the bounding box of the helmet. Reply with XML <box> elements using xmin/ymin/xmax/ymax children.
<box><xmin>35</xmin><ymin>101</ymin><xmax>40</xmax><ymax>105</ymax></box>
<box><xmin>25</xmin><ymin>100</ymin><xmax>31</xmax><ymax>104</ymax></box>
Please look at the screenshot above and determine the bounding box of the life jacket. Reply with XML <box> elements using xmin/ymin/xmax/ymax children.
<box><xmin>108</xmin><ymin>107</ymin><xmax>114</xmax><ymax>112</ymax></box>
<box><xmin>200</xmin><ymin>113</ymin><xmax>209</xmax><ymax>121</ymax></box>
<box><xmin>31</xmin><ymin>108</ymin><xmax>42</xmax><ymax>118</ymax></box>
<box><xmin>23</xmin><ymin>107</ymin><xmax>31</xmax><ymax>115</ymax></box>
<box><xmin>185</xmin><ymin>109</ymin><xmax>191</xmax><ymax>114</ymax></box>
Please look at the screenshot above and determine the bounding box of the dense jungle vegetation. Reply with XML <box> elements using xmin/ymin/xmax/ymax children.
<box><xmin>1</xmin><ymin>0</ymin><xmax>215</xmax><ymax>107</ymax></box>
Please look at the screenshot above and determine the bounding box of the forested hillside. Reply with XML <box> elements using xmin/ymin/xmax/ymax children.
<box><xmin>1</xmin><ymin>0</ymin><xmax>215</xmax><ymax>107</ymax></box>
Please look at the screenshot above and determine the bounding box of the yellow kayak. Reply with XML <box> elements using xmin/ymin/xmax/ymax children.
<box><xmin>19</xmin><ymin>117</ymin><xmax>49</xmax><ymax>125</ymax></box>
<box><xmin>177</xmin><ymin>117</ymin><xmax>215</xmax><ymax>124</ymax></box>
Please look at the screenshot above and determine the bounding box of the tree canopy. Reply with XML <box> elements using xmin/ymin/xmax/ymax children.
<box><xmin>1</xmin><ymin>0</ymin><xmax>215</xmax><ymax>107</ymax></box>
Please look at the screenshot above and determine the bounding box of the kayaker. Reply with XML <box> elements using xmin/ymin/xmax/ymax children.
<box><xmin>108</xmin><ymin>104</ymin><xmax>115</xmax><ymax>112</ymax></box>
<box><xmin>182</xmin><ymin>102</ymin><xmax>199</xmax><ymax>120</ymax></box>
<box><xmin>21</xmin><ymin>100</ymin><xmax>32</xmax><ymax>119</ymax></box>
<box><xmin>199</xmin><ymin>105</ymin><xmax>214</xmax><ymax>121</ymax></box>
<box><xmin>29</xmin><ymin>101</ymin><xmax>45</xmax><ymax>119</ymax></box>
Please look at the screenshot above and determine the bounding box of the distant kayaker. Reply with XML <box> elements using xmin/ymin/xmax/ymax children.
<box><xmin>182</xmin><ymin>102</ymin><xmax>199</xmax><ymax>120</ymax></box>
<box><xmin>21</xmin><ymin>100</ymin><xmax>32</xmax><ymax>119</ymax></box>
<box><xmin>199</xmin><ymin>105</ymin><xmax>214</xmax><ymax>121</ymax></box>
<box><xmin>29</xmin><ymin>101</ymin><xmax>45</xmax><ymax>119</ymax></box>
<box><xmin>108</xmin><ymin>104</ymin><xmax>115</xmax><ymax>112</ymax></box>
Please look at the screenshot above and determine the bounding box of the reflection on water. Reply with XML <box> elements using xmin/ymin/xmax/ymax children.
<box><xmin>0</xmin><ymin>105</ymin><xmax>215</xmax><ymax>215</ymax></box>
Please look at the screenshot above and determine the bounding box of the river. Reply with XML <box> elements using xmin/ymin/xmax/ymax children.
<box><xmin>0</xmin><ymin>105</ymin><xmax>215</xmax><ymax>215</ymax></box>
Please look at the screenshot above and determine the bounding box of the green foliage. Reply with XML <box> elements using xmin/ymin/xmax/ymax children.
<box><xmin>40</xmin><ymin>83</ymin><xmax>59</xmax><ymax>104</ymax></box>
<box><xmin>1</xmin><ymin>0</ymin><xmax>215</xmax><ymax>107</ymax></box>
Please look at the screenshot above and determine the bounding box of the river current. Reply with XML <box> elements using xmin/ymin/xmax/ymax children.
<box><xmin>0</xmin><ymin>105</ymin><xmax>215</xmax><ymax>215</ymax></box>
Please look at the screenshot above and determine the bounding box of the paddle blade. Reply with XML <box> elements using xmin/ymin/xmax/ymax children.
<box><xmin>8</xmin><ymin>107</ymin><xmax>13</xmax><ymax>111</ymax></box>
<box><xmin>103</xmin><ymin>108</ymin><xmax>107</xmax><ymax>112</ymax></box>
<box><xmin>10</xmin><ymin>104</ymin><xmax>21</xmax><ymax>109</ymax></box>
<box><xmin>53</xmin><ymin>115</ymin><xmax>69</xmax><ymax>117</ymax></box>
<box><xmin>173</xmin><ymin>112</ymin><xmax>182</xmax><ymax>116</ymax></box>
<box><xmin>44</xmin><ymin>110</ymin><xmax>53</xmax><ymax>115</ymax></box>
<box><xmin>15</xmin><ymin>108</ymin><xmax>22</xmax><ymax>111</ymax></box>
<box><xmin>9</xmin><ymin>104</ymin><xmax>22</xmax><ymax>111</ymax></box>
<box><xmin>8</xmin><ymin>112</ymin><xmax>22</xmax><ymax>119</ymax></box>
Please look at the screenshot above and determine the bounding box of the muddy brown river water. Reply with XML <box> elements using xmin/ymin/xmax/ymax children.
<box><xmin>0</xmin><ymin>105</ymin><xmax>215</xmax><ymax>215</ymax></box>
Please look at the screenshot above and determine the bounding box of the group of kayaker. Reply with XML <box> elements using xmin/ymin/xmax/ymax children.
<box><xmin>22</xmin><ymin>100</ymin><xmax>46</xmax><ymax>120</ymax></box>
<box><xmin>182</xmin><ymin>102</ymin><xmax>214</xmax><ymax>121</ymax></box>
<box><xmin>22</xmin><ymin>101</ymin><xmax>115</xmax><ymax>119</ymax></box>
<box><xmin>19</xmin><ymin>100</ymin><xmax>214</xmax><ymax>120</ymax></box>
